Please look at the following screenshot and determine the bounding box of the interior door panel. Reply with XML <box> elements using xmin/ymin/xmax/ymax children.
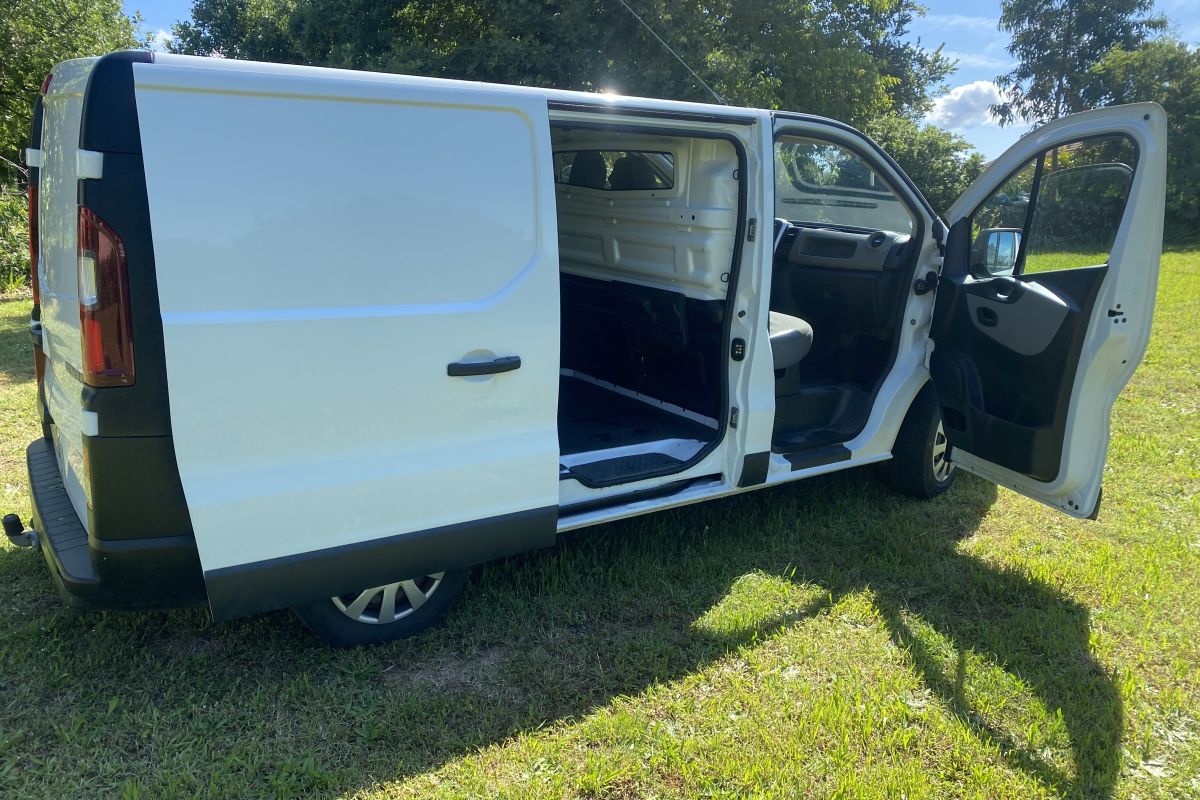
<box><xmin>963</xmin><ymin>277</ymin><xmax>1070</xmax><ymax>356</ymax></box>
<box><xmin>931</xmin><ymin>221</ymin><xmax>1107</xmax><ymax>482</ymax></box>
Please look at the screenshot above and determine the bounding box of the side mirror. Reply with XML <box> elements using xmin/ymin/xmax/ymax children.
<box><xmin>971</xmin><ymin>228</ymin><xmax>1022</xmax><ymax>276</ymax></box>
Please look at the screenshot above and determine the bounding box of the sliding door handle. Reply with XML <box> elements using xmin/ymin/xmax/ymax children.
<box><xmin>447</xmin><ymin>355</ymin><xmax>522</xmax><ymax>377</ymax></box>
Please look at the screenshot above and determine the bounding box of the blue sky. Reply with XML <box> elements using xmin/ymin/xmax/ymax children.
<box><xmin>905</xmin><ymin>0</ymin><xmax>1200</xmax><ymax>157</ymax></box>
<box><xmin>126</xmin><ymin>0</ymin><xmax>1199</xmax><ymax>159</ymax></box>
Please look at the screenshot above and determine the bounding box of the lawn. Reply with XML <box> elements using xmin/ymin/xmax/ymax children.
<box><xmin>0</xmin><ymin>252</ymin><xmax>1196</xmax><ymax>799</ymax></box>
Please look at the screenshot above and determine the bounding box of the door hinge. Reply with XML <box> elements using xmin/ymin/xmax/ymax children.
<box><xmin>76</xmin><ymin>150</ymin><xmax>103</xmax><ymax>180</ymax></box>
<box><xmin>747</xmin><ymin>218</ymin><xmax>757</xmax><ymax>242</ymax></box>
<box><xmin>729</xmin><ymin>407</ymin><xmax>740</xmax><ymax>429</ymax></box>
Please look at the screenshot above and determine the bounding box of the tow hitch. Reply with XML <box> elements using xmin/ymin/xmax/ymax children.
<box><xmin>3</xmin><ymin>514</ymin><xmax>38</xmax><ymax>549</ymax></box>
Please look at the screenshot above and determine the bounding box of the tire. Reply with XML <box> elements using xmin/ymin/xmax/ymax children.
<box><xmin>888</xmin><ymin>383</ymin><xmax>956</xmax><ymax>499</ymax></box>
<box><xmin>292</xmin><ymin>567</ymin><xmax>470</xmax><ymax>647</ymax></box>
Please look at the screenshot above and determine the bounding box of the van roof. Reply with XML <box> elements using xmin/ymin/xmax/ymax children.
<box><xmin>148</xmin><ymin>52</ymin><xmax>765</xmax><ymax>125</ymax></box>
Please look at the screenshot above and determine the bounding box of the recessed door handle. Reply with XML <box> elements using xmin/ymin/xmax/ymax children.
<box><xmin>447</xmin><ymin>355</ymin><xmax>522</xmax><ymax>377</ymax></box>
<box><xmin>976</xmin><ymin>307</ymin><xmax>998</xmax><ymax>327</ymax></box>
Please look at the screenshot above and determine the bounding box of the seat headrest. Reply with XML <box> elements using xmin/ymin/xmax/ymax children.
<box><xmin>568</xmin><ymin>150</ymin><xmax>607</xmax><ymax>189</ymax></box>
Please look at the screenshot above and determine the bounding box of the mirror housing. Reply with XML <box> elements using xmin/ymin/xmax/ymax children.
<box><xmin>971</xmin><ymin>228</ymin><xmax>1022</xmax><ymax>276</ymax></box>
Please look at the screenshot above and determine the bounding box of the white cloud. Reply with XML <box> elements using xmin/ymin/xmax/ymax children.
<box><xmin>943</xmin><ymin>51</ymin><xmax>1012</xmax><ymax>71</ymax></box>
<box><xmin>150</xmin><ymin>28</ymin><xmax>173</xmax><ymax>52</ymax></box>
<box><xmin>925</xmin><ymin>80</ymin><xmax>1003</xmax><ymax>130</ymax></box>
<box><xmin>923</xmin><ymin>13</ymin><xmax>999</xmax><ymax>33</ymax></box>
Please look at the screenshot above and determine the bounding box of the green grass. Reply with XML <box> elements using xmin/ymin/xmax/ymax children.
<box><xmin>1023</xmin><ymin>250</ymin><xmax>1110</xmax><ymax>273</ymax></box>
<box><xmin>0</xmin><ymin>252</ymin><xmax>1197</xmax><ymax>799</ymax></box>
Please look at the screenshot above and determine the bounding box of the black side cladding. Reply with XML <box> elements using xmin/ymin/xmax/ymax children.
<box><xmin>737</xmin><ymin>451</ymin><xmax>770</xmax><ymax>487</ymax></box>
<box><xmin>68</xmin><ymin>51</ymin><xmax>206</xmax><ymax>608</ymax></box>
<box><xmin>205</xmin><ymin>507</ymin><xmax>559</xmax><ymax>622</ymax></box>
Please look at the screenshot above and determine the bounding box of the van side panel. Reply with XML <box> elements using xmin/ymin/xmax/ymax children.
<box><xmin>133</xmin><ymin>59</ymin><xmax>561</xmax><ymax>619</ymax></box>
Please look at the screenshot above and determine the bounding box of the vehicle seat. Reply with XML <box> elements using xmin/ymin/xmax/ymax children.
<box><xmin>768</xmin><ymin>311</ymin><xmax>813</xmax><ymax>370</ymax></box>
<box><xmin>569</xmin><ymin>150</ymin><xmax>607</xmax><ymax>189</ymax></box>
<box><xmin>609</xmin><ymin>154</ymin><xmax>658</xmax><ymax>190</ymax></box>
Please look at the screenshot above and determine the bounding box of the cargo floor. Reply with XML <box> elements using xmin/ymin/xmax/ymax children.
<box><xmin>558</xmin><ymin>376</ymin><xmax>714</xmax><ymax>456</ymax></box>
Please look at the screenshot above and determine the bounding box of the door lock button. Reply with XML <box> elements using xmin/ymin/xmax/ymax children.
<box><xmin>731</xmin><ymin>338</ymin><xmax>746</xmax><ymax>361</ymax></box>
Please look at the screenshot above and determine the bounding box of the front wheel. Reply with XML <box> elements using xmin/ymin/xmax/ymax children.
<box><xmin>292</xmin><ymin>568</ymin><xmax>470</xmax><ymax>647</ymax></box>
<box><xmin>888</xmin><ymin>384</ymin><xmax>957</xmax><ymax>499</ymax></box>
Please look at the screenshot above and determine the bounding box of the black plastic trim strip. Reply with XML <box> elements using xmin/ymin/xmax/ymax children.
<box><xmin>738</xmin><ymin>451</ymin><xmax>770</xmax><ymax>487</ymax></box>
<box><xmin>548</xmin><ymin>100</ymin><xmax>757</xmax><ymax>126</ymax></box>
<box><xmin>80</xmin><ymin>50</ymin><xmax>153</xmax><ymax>154</ymax></box>
<box><xmin>204</xmin><ymin>505</ymin><xmax>559</xmax><ymax>622</ymax></box>
<box><xmin>564</xmin><ymin>452</ymin><xmax>685</xmax><ymax>488</ymax></box>
<box><xmin>1014</xmin><ymin>154</ymin><xmax>1045</xmax><ymax>274</ymax></box>
<box><xmin>550</xmin><ymin>119</ymin><xmax>748</xmax><ymax>488</ymax></box>
<box><xmin>784</xmin><ymin>445</ymin><xmax>852</xmax><ymax>471</ymax></box>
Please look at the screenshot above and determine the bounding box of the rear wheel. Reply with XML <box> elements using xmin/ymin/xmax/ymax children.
<box><xmin>888</xmin><ymin>383</ymin><xmax>957</xmax><ymax>499</ymax></box>
<box><xmin>292</xmin><ymin>568</ymin><xmax>470</xmax><ymax>647</ymax></box>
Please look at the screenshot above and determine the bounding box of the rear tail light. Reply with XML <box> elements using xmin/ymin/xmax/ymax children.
<box><xmin>27</xmin><ymin>183</ymin><xmax>39</xmax><ymax>306</ymax></box>
<box><xmin>77</xmin><ymin>207</ymin><xmax>135</xmax><ymax>386</ymax></box>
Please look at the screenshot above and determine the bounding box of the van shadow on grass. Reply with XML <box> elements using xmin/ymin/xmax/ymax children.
<box><xmin>0</xmin><ymin>470</ymin><xmax>1118</xmax><ymax>799</ymax></box>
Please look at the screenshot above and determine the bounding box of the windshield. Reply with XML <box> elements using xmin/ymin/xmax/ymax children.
<box><xmin>774</xmin><ymin>137</ymin><xmax>914</xmax><ymax>234</ymax></box>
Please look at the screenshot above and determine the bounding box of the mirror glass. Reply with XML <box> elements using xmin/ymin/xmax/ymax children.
<box><xmin>972</xmin><ymin>228</ymin><xmax>1022</xmax><ymax>276</ymax></box>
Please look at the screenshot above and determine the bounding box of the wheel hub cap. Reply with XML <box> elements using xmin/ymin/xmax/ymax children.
<box><xmin>932</xmin><ymin>420</ymin><xmax>954</xmax><ymax>483</ymax></box>
<box><xmin>331</xmin><ymin>573</ymin><xmax>444</xmax><ymax>624</ymax></box>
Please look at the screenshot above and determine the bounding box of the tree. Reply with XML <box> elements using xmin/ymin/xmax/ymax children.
<box><xmin>866</xmin><ymin>114</ymin><xmax>985</xmax><ymax>215</ymax></box>
<box><xmin>171</xmin><ymin>0</ymin><xmax>952</xmax><ymax>127</ymax></box>
<box><xmin>992</xmin><ymin>0</ymin><xmax>1165</xmax><ymax>126</ymax></box>
<box><xmin>0</xmin><ymin>0</ymin><xmax>143</xmax><ymax>185</ymax></box>
<box><xmin>1093</xmin><ymin>39</ymin><xmax>1200</xmax><ymax>240</ymax></box>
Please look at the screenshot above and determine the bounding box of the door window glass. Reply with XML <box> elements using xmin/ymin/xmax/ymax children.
<box><xmin>553</xmin><ymin>150</ymin><xmax>674</xmax><ymax>191</ymax></box>
<box><xmin>969</xmin><ymin>135</ymin><xmax>1137</xmax><ymax>277</ymax></box>
<box><xmin>774</xmin><ymin>136</ymin><xmax>914</xmax><ymax>234</ymax></box>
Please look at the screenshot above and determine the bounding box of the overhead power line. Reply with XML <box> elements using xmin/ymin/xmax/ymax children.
<box><xmin>614</xmin><ymin>0</ymin><xmax>727</xmax><ymax>105</ymax></box>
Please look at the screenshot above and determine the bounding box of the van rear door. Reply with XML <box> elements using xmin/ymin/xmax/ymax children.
<box><xmin>132</xmin><ymin>55</ymin><xmax>561</xmax><ymax>620</ymax></box>
<box><xmin>31</xmin><ymin>58</ymin><xmax>98</xmax><ymax>527</ymax></box>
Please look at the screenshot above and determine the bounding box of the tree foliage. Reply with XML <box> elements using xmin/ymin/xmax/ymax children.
<box><xmin>171</xmin><ymin>0</ymin><xmax>952</xmax><ymax>126</ymax></box>
<box><xmin>866</xmin><ymin>114</ymin><xmax>985</xmax><ymax>216</ymax></box>
<box><xmin>1093</xmin><ymin>39</ymin><xmax>1200</xmax><ymax>240</ymax></box>
<box><xmin>0</xmin><ymin>0</ymin><xmax>142</xmax><ymax>185</ymax></box>
<box><xmin>992</xmin><ymin>0</ymin><xmax>1165</xmax><ymax>126</ymax></box>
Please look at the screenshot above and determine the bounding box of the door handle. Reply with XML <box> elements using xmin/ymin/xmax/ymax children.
<box><xmin>976</xmin><ymin>307</ymin><xmax>998</xmax><ymax>327</ymax></box>
<box><xmin>447</xmin><ymin>355</ymin><xmax>522</xmax><ymax>377</ymax></box>
<box><xmin>985</xmin><ymin>277</ymin><xmax>1022</xmax><ymax>303</ymax></box>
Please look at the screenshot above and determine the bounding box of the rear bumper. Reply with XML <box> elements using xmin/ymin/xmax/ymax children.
<box><xmin>28</xmin><ymin>437</ymin><xmax>101</xmax><ymax>605</ymax></box>
<box><xmin>26</xmin><ymin>437</ymin><xmax>207</xmax><ymax>611</ymax></box>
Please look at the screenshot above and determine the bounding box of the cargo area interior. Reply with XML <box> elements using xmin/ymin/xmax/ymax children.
<box><xmin>552</xmin><ymin>125</ymin><xmax>736</xmax><ymax>488</ymax></box>
<box><xmin>551</xmin><ymin>125</ymin><xmax>920</xmax><ymax>488</ymax></box>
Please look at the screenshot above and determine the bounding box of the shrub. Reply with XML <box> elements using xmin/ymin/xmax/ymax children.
<box><xmin>0</xmin><ymin>191</ymin><xmax>30</xmax><ymax>291</ymax></box>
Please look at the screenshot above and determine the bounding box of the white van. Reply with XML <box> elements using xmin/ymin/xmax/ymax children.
<box><xmin>13</xmin><ymin>51</ymin><xmax>1165</xmax><ymax>645</ymax></box>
